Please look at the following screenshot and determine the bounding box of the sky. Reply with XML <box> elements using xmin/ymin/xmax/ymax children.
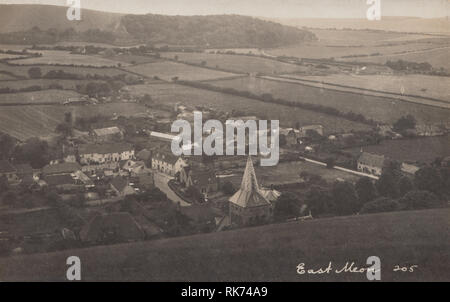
<box><xmin>0</xmin><ymin>0</ymin><xmax>448</xmax><ymax>18</ymax></box>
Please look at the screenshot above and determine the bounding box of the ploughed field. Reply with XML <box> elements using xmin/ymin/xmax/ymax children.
<box><xmin>208</xmin><ymin>77</ymin><xmax>450</xmax><ymax>125</ymax></box>
<box><xmin>0</xmin><ymin>103</ymin><xmax>148</xmax><ymax>141</ymax></box>
<box><xmin>0</xmin><ymin>208</ymin><xmax>448</xmax><ymax>281</ymax></box>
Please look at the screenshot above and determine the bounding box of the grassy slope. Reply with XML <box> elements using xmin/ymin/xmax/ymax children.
<box><xmin>0</xmin><ymin>208</ymin><xmax>448</xmax><ymax>281</ymax></box>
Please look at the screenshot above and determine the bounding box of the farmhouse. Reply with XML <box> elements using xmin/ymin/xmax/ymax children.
<box><xmin>110</xmin><ymin>177</ymin><xmax>136</xmax><ymax>197</ymax></box>
<box><xmin>78</xmin><ymin>143</ymin><xmax>135</xmax><ymax>165</ymax></box>
<box><xmin>152</xmin><ymin>151</ymin><xmax>186</xmax><ymax>176</ymax></box>
<box><xmin>0</xmin><ymin>160</ymin><xmax>19</xmax><ymax>183</ymax></box>
<box><xmin>229</xmin><ymin>156</ymin><xmax>273</xmax><ymax>226</ymax></box>
<box><xmin>357</xmin><ymin>152</ymin><xmax>386</xmax><ymax>176</ymax></box>
<box><xmin>90</xmin><ymin>126</ymin><xmax>123</xmax><ymax>142</ymax></box>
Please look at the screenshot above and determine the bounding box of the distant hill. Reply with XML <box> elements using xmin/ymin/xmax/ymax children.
<box><xmin>270</xmin><ymin>17</ymin><xmax>450</xmax><ymax>34</ymax></box>
<box><xmin>0</xmin><ymin>4</ymin><xmax>316</xmax><ymax>48</ymax></box>
<box><xmin>120</xmin><ymin>14</ymin><xmax>316</xmax><ymax>48</ymax></box>
<box><xmin>0</xmin><ymin>4</ymin><xmax>125</xmax><ymax>33</ymax></box>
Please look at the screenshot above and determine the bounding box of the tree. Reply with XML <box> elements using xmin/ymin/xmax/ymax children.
<box><xmin>2</xmin><ymin>191</ymin><xmax>17</xmax><ymax>207</ymax></box>
<box><xmin>0</xmin><ymin>175</ymin><xmax>9</xmax><ymax>192</ymax></box>
<box><xmin>399</xmin><ymin>190</ymin><xmax>444</xmax><ymax>210</ymax></box>
<box><xmin>0</xmin><ymin>132</ymin><xmax>16</xmax><ymax>160</ymax></box>
<box><xmin>13</xmin><ymin>138</ymin><xmax>50</xmax><ymax>168</ymax></box>
<box><xmin>274</xmin><ymin>192</ymin><xmax>301</xmax><ymax>220</ymax></box>
<box><xmin>397</xmin><ymin>176</ymin><xmax>414</xmax><ymax>197</ymax></box>
<box><xmin>377</xmin><ymin>170</ymin><xmax>400</xmax><ymax>198</ymax></box>
<box><xmin>325</xmin><ymin>157</ymin><xmax>335</xmax><ymax>169</ymax></box>
<box><xmin>221</xmin><ymin>181</ymin><xmax>236</xmax><ymax>195</ymax></box>
<box><xmin>305</xmin><ymin>185</ymin><xmax>334</xmax><ymax>217</ymax></box>
<box><xmin>332</xmin><ymin>181</ymin><xmax>360</xmax><ymax>215</ymax></box>
<box><xmin>414</xmin><ymin>167</ymin><xmax>443</xmax><ymax>196</ymax></box>
<box><xmin>355</xmin><ymin>177</ymin><xmax>377</xmax><ymax>204</ymax></box>
<box><xmin>360</xmin><ymin>197</ymin><xmax>400</xmax><ymax>214</ymax></box>
<box><xmin>186</xmin><ymin>186</ymin><xmax>203</xmax><ymax>202</ymax></box>
<box><xmin>393</xmin><ymin>115</ymin><xmax>416</xmax><ymax>132</ymax></box>
<box><xmin>55</xmin><ymin>123</ymin><xmax>72</xmax><ymax>138</ymax></box>
<box><xmin>28</xmin><ymin>67</ymin><xmax>42</xmax><ymax>79</ymax></box>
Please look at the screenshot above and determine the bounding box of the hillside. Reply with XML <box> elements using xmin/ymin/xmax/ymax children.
<box><xmin>0</xmin><ymin>4</ymin><xmax>316</xmax><ymax>48</ymax></box>
<box><xmin>0</xmin><ymin>208</ymin><xmax>448</xmax><ymax>281</ymax></box>
<box><xmin>0</xmin><ymin>4</ymin><xmax>125</xmax><ymax>33</ymax></box>
<box><xmin>120</xmin><ymin>14</ymin><xmax>316</xmax><ymax>48</ymax></box>
<box><xmin>270</xmin><ymin>17</ymin><xmax>450</xmax><ymax>34</ymax></box>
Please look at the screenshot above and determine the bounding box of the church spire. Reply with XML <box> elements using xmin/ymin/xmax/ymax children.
<box><xmin>240</xmin><ymin>156</ymin><xmax>259</xmax><ymax>192</ymax></box>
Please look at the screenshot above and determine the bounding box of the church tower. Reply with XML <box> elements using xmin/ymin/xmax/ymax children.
<box><xmin>229</xmin><ymin>156</ymin><xmax>273</xmax><ymax>226</ymax></box>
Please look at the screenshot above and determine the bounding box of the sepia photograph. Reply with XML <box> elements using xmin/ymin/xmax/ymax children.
<box><xmin>0</xmin><ymin>0</ymin><xmax>448</xmax><ymax>286</ymax></box>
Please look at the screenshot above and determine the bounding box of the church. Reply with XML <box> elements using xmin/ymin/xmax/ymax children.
<box><xmin>229</xmin><ymin>156</ymin><xmax>276</xmax><ymax>226</ymax></box>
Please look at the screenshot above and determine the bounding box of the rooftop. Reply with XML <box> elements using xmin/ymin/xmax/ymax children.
<box><xmin>42</xmin><ymin>162</ymin><xmax>81</xmax><ymax>175</ymax></box>
<box><xmin>79</xmin><ymin>143</ymin><xmax>134</xmax><ymax>155</ymax></box>
<box><xmin>93</xmin><ymin>127</ymin><xmax>122</xmax><ymax>137</ymax></box>
<box><xmin>358</xmin><ymin>152</ymin><xmax>386</xmax><ymax>168</ymax></box>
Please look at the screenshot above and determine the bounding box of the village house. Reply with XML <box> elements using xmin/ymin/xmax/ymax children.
<box><xmin>0</xmin><ymin>160</ymin><xmax>19</xmax><ymax>183</ymax></box>
<box><xmin>179</xmin><ymin>166</ymin><xmax>218</xmax><ymax>198</ymax></box>
<box><xmin>42</xmin><ymin>162</ymin><xmax>81</xmax><ymax>176</ymax></box>
<box><xmin>90</xmin><ymin>126</ymin><xmax>123</xmax><ymax>142</ymax></box>
<box><xmin>152</xmin><ymin>151</ymin><xmax>186</xmax><ymax>176</ymax></box>
<box><xmin>78</xmin><ymin>143</ymin><xmax>135</xmax><ymax>165</ymax></box>
<box><xmin>357</xmin><ymin>152</ymin><xmax>386</xmax><ymax>176</ymax></box>
<box><xmin>229</xmin><ymin>156</ymin><xmax>273</xmax><ymax>226</ymax></box>
<box><xmin>110</xmin><ymin>177</ymin><xmax>136</xmax><ymax>197</ymax></box>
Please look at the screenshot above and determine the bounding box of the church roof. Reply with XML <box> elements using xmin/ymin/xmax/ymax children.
<box><xmin>229</xmin><ymin>156</ymin><xmax>271</xmax><ymax>208</ymax></box>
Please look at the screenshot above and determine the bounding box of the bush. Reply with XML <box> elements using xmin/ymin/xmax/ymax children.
<box><xmin>399</xmin><ymin>190</ymin><xmax>444</xmax><ymax>210</ymax></box>
<box><xmin>221</xmin><ymin>181</ymin><xmax>236</xmax><ymax>195</ymax></box>
<box><xmin>360</xmin><ymin>197</ymin><xmax>400</xmax><ymax>214</ymax></box>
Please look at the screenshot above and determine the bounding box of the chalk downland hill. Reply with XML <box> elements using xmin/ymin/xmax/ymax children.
<box><xmin>0</xmin><ymin>208</ymin><xmax>448</xmax><ymax>281</ymax></box>
<box><xmin>0</xmin><ymin>4</ymin><xmax>316</xmax><ymax>48</ymax></box>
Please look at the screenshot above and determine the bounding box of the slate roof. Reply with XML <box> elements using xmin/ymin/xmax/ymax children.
<box><xmin>358</xmin><ymin>152</ymin><xmax>385</xmax><ymax>168</ymax></box>
<box><xmin>79</xmin><ymin>143</ymin><xmax>133</xmax><ymax>155</ymax></box>
<box><xmin>153</xmin><ymin>151</ymin><xmax>179</xmax><ymax>165</ymax></box>
<box><xmin>42</xmin><ymin>162</ymin><xmax>81</xmax><ymax>175</ymax></box>
<box><xmin>93</xmin><ymin>127</ymin><xmax>122</xmax><ymax>137</ymax></box>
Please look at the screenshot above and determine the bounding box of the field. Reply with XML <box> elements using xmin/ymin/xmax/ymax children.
<box><xmin>0</xmin><ymin>89</ymin><xmax>80</xmax><ymax>105</ymax></box>
<box><xmin>223</xmin><ymin>160</ymin><xmax>360</xmax><ymax>189</ymax></box>
<box><xmin>11</xmin><ymin>50</ymin><xmax>124</xmax><ymax>67</ymax></box>
<box><xmin>0</xmin><ymin>103</ymin><xmax>149</xmax><ymax>141</ymax></box>
<box><xmin>159</xmin><ymin>52</ymin><xmax>304</xmax><ymax>74</ymax></box>
<box><xmin>0</xmin><ymin>62</ymin><xmax>134</xmax><ymax>78</ymax></box>
<box><xmin>284</xmin><ymin>74</ymin><xmax>450</xmax><ymax>102</ymax></box>
<box><xmin>125</xmin><ymin>83</ymin><xmax>371</xmax><ymax>134</ymax></box>
<box><xmin>1</xmin><ymin>208</ymin><xmax>448</xmax><ymax>281</ymax></box>
<box><xmin>124</xmin><ymin>61</ymin><xmax>239</xmax><ymax>81</ymax></box>
<box><xmin>339</xmin><ymin>47</ymin><xmax>450</xmax><ymax>70</ymax></box>
<box><xmin>209</xmin><ymin>77</ymin><xmax>450</xmax><ymax>125</ymax></box>
<box><xmin>0</xmin><ymin>79</ymin><xmax>97</xmax><ymax>91</ymax></box>
<box><xmin>345</xmin><ymin>135</ymin><xmax>450</xmax><ymax>164</ymax></box>
<box><xmin>0</xmin><ymin>53</ymin><xmax>25</xmax><ymax>60</ymax></box>
<box><xmin>102</xmin><ymin>54</ymin><xmax>161</xmax><ymax>65</ymax></box>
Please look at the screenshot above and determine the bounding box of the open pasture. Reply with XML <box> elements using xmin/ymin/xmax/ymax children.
<box><xmin>344</xmin><ymin>135</ymin><xmax>450</xmax><ymax>164</ymax></box>
<box><xmin>124</xmin><ymin>61</ymin><xmax>239</xmax><ymax>81</ymax></box>
<box><xmin>0</xmin><ymin>62</ymin><xmax>133</xmax><ymax>78</ymax></box>
<box><xmin>126</xmin><ymin>83</ymin><xmax>371</xmax><ymax>134</ymax></box>
<box><xmin>11</xmin><ymin>50</ymin><xmax>124</xmax><ymax>67</ymax></box>
<box><xmin>160</xmin><ymin>52</ymin><xmax>304</xmax><ymax>74</ymax></box>
<box><xmin>0</xmin><ymin>89</ymin><xmax>80</xmax><ymax>105</ymax></box>
<box><xmin>339</xmin><ymin>47</ymin><xmax>450</xmax><ymax>70</ymax></box>
<box><xmin>210</xmin><ymin>77</ymin><xmax>450</xmax><ymax>125</ymax></box>
<box><xmin>0</xmin><ymin>79</ymin><xmax>96</xmax><ymax>91</ymax></box>
<box><xmin>285</xmin><ymin>73</ymin><xmax>450</xmax><ymax>103</ymax></box>
<box><xmin>1</xmin><ymin>208</ymin><xmax>448</xmax><ymax>281</ymax></box>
